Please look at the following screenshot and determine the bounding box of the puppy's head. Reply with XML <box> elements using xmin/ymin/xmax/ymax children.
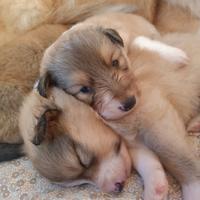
<box><xmin>40</xmin><ymin>26</ymin><xmax>139</xmax><ymax>120</ymax></box>
<box><xmin>22</xmin><ymin>88</ymin><xmax>131</xmax><ymax>193</ymax></box>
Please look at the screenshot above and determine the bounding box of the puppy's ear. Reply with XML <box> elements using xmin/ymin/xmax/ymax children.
<box><xmin>37</xmin><ymin>72</ymin><xmax>52</xmax><ymax>98</ymax></box>
<box><xmin>32</xmin><ymin>108</ymin><xmax>62</xmax><ymax>145</ymax></box>
<box><xmin>103</xmin><ymin>28</ymin><xmax>124</xmax><ymax>47</ymax></box>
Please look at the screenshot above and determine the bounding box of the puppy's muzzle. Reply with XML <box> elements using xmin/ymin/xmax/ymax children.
<box><xmin>119</xmin><ymin>96</ymin><xmax>136</xmax><ymax>112</ymax></box>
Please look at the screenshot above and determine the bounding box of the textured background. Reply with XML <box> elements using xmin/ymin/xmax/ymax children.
<box><xmin>0</xmin><ymin>135</ymin><xmax>199</xmax><ymax>200</ymax></box>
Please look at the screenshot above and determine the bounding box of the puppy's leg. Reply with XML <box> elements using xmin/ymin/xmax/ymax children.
<box><xmin>130</xmin><ymin>140</ymin><xmax>168</xmax><ymax>200</ymax></box>
<box><xmin>142</xmin><ymin>102</ymin><xmax>200</xmax><ymax>200</ymax></box>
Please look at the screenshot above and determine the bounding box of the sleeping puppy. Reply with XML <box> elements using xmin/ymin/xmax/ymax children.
<box><xmin>20</xmin><ymin>84</ymin><xmax>168</xmax><ymax>199</ymax></box>
<box><xmin>19</xmin><ymin>86</ymin><xmax>132</xmax><ymax>193</ymax></box>
<box><xmin>38</xmin><ymin>12</ymin><xmax>200</xmax><ymax>199</ymax></box>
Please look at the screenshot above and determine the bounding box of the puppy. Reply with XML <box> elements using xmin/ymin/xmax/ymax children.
<box><xmin>19</xmin><ymin>86</ymin><xmax>132</xmax><ymax>193</ymax></box>
<box><xmin>39</xmin><ymin>12</ymin><xmax>200</xmax><ymax>199</ymax></box>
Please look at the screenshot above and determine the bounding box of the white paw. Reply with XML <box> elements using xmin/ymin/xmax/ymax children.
<box><xmin>143</xmin><ymin>169</ymin><xmax>168</xmax><ymax>200</ymax></box>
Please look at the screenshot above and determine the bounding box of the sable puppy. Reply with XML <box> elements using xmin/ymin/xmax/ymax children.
<box><xmin>19</xmin><ymin>86</ymin><xmax>132</xmax><ymax>193</ymax></box>
<box><xmin>19</xmin><ymin>82</ymin><xmax>168</xmax><ymax>199</ymax></box>
<box><xmin>39</xmin><ymin>13</ymin><xmax>200</xmax><ymax>200</ymax></box>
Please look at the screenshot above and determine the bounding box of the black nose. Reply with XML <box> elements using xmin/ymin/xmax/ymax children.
<box><xmin>114</xmin><ymin>182</ymin><xmax>124</xmax><ymax>193</ymax></box>
<box><xmin>120</xmin><ymin>96</ymin><xmax>136</xmax><ymax>112</ymax></box>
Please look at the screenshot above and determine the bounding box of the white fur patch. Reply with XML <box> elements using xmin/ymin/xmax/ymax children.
<box><xmin>133</xmin><ymin>36</ymin><xmax>188</xmax><ymax>65</ymax></box>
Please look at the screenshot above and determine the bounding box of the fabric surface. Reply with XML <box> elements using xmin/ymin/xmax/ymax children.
<box><xmin>0</xmin><ymin>136</ymin><xmax>199</xmax><ymax>200</ymax></box>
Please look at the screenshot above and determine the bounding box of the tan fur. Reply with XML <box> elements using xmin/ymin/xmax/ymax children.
<box><xmin>154</xmin><ymin>0</ymin><xmax>200</xmax><ymax>34</ymax></box>
<box><xmin>1</xmin><ymin>0</ymin><xmax>200</xmax><ymax>47</ymax></box>
<box><xmin>0</xmin><ymin>0</ymin><xmax>156</xmax><ymax>46</ymax></box>
<box><xmin>0</xmin><ymin>24</ymin><xmax>67</xmax><ymax>143</ymax></box>
<box><xmin>20</xmin><ymin>84</ymin><xmax>169</xmax><ymax>198</ymax></box>
<box><xmin>0</xmin><ymin>0</ymin><xmax>156</xmax><ymax>33</ymax></box>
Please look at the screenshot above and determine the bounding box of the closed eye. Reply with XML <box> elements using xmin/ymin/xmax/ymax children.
<box><xmin>78</xmin><ymin>155</ymin><xmax>96</xmax><ymax>169</ymax></box>
<box><xmin>73</xmin><ymin>141</ymin><xmax>96</xmax><ymax>169</ymax></box>
<box><xmin>114</xmin><ymin>138</ymin><xmax>122</xmax><ymax>155</ymax></box>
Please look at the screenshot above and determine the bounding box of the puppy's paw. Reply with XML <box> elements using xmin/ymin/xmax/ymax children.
<box><xmin>143</xmin><ymin>169</ymin><xmax>168</xmax><ymax>200</ymax></box>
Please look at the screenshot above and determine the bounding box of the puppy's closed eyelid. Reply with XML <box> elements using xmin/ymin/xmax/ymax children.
<box><xmin>114</xmin><ymin>139</ymin><xmax>122</xmax><ymax>154</ymax></box>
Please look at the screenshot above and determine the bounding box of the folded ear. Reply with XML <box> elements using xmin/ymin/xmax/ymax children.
<box><xmin>37</xmin><ymin>72</ymin><xmax>53</xmax><ymax>98</ymax></box>
<box><xmin>32</xmin><ymin>108</ymin><xmax>62</xmax><ymax>145</ymax></box>
<box><xmin>102</xmin><ymin>28</ymin><xmax>124</xmax><ymax>47</ymax></box>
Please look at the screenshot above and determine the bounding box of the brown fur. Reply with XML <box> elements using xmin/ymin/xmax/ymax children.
<box><xmin>0</xmin><ymin>0</ymin><xmax>156</xmax><ymax>33</ymax></box>
<box><xmin>0</xmin><ymin>0</ymin><xmax>156</xmax><ymax>46</ymax></box>
<box><xmin>0</xmin><ymin>24</ymin><xmax>67</xmax><ymax>143</ymax></box>
<box><xmin>1</xmin><ymin>0</ymin><xmax>200</xmax><ymax>43</ymax></box>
